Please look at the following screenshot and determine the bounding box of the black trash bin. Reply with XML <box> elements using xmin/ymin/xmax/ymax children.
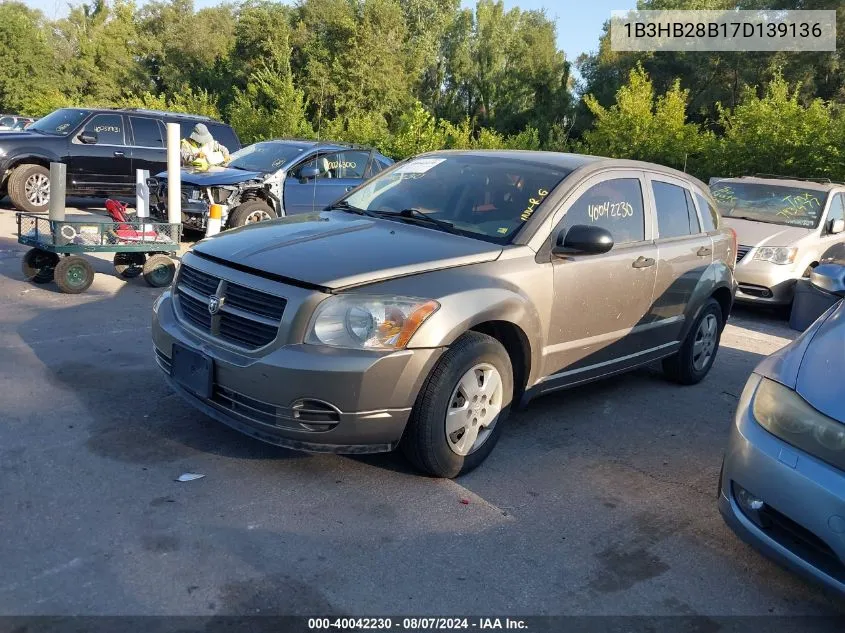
<box><xmin>789</xmin><ymin>278</ymin><xmax>840</xmax><ymax>331</ymax></box>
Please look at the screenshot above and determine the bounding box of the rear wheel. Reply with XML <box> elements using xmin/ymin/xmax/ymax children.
<box><xmin>113</xmin><ymin>252</ymin><xmax>146</xmax><ymax>279</ymax></box>
<box><xmin>21</xmin><ymin>248</ymin><xmax>59</xmax><ymax>284</ymax></box>
<box><xmin>228</xmin><ymin>199</ymin><xmax>277</xmax><ymax>228</ymax></box>
<box><xmin>8</xmin><ymin>164</ymin><xmax>50</xmax><ymax>213</ymax></box>
<box><xmin>401</xmin><ymin>331</ymin><xmax>513</xmax><ymax>478</ymax></box>
<box><xmin>662</xmin><ymin>298</ymin><xmax>723</xmax><ymax>385</ymax></box>
<box><xmin>142</xmin><ymin>254</ymin><xmax>175</xmax><ymax>288</ymax></box>
<box><xmin>54</xmin><ymin>255</ymin><xmax>94</xmax><ymax>294</ymax></box>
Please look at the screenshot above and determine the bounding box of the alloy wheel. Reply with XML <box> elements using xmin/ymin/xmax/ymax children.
<box><xmin>25</xmin><ymin>173</ymin><xmax>50</xmax><ymax>207</ymax></box>
<box><xmin>692</xmin><ymin>313</ymin><xmax>718</xmax><ymax>371</ymax></box>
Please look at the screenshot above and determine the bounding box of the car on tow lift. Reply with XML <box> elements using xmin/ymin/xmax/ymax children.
<box><xmin>152</xmin><ymin>151</ymin><xmax>737</xmax><ymax>477</ymax></box>
<box><xmin>150</xmin><ymin>139</ymin><xmax>393</xmax><ymax>231</ymax></box>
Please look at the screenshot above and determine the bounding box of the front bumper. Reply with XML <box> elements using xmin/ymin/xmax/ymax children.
<box><xmin>719</xmin><ymin>387</ymin><xmax>845</xmax><ymax>596</ymax></box>
<box><xmin>152</xmin><ymin>290</ymin><xmax>444</xmax><ymax>453</ymax></box>
<box><xmin>734</xmin><ymin>255</ymin><xmax>801</xmax><ymax>305</ymax></box>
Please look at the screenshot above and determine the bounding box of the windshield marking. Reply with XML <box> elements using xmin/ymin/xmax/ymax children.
<box><xmin>520</xmin><ymin>188</ymin><xmax>550</xmax><ymax>221</ymax></box>
<box><xmin>393</xmin><ymin>158</ymin><xmax>446</xmax><ymax>175</ymax></box>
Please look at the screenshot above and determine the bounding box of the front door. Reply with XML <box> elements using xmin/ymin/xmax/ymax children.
<box><xmin>67</xmin><ymin>113</ymin><xmax>133</xmax><ymax>196</ymax></box>
<box><xmin>542</xmin><ymin>172</ymin><xmax>659</xmax><ymax>390</ymax></box>
<box><xmin>645</xmin><ymin>174</ymin><xmax>715</xmax><ymax>347</ymax></box>
<box><xmin>283</xmin><ymin>150</ymin><xmax>371</xmax><ymax>215</ymax></box>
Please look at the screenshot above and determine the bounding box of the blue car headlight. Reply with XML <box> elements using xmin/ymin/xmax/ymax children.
<box><xmin>752</xmin><ymin>376</ymin><xmax>845</xmax><ymax>471</ymax></box>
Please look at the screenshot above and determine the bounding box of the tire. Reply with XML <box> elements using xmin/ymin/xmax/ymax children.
<box><xmin>401</xmin><ymin>331</ymin><xmax>513</xmax><ymax>478</ymax></box>
<box><xmin>662</xmin><ymin>298</ymin><xmax>723</xmax><ymax>385</ymax></box>
<box><xmin>113</xmin><ymin>252</ymin><xmax>146</xmax><ymax>279</ymax></box>
<box><xmin>21</xmin><ymin>248</ymin><xmax>59</xmax><ymax>284</ymax></box>
<box><xmin>142</xmin><ymin>254</ymin><xmax>175</xmax><ymax>288</ymax></box>
<box><xmin>8</xmin><ymin>164</ymin><xmax>50</xmax><ymax>213</ymax></box>
<box><xmin>227</xmin><ymin>199</ymin><xmax>277</xmax><ymax>228</ymax></box>
<box><xmin>54</xmin><ymin>256</ymin><xmax>94</xmax><ymax>294</ymax></box>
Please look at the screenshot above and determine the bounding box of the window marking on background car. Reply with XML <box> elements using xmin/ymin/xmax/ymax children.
<box><xmin>711</xmin><ymin>186</ymin><xmax>737</xmax><ymax>204</ymax></box>
<box><xmin>56</xmin><ymin>123</ymin><xmax>70</xmax><ymax>132</ymax></box>
<box><xmin>393</xmin><ymin>158</ymin><xmax>446</xmax><ymax>175</ymax></box>
<box><xmin>520</xmin><ymin>188</ymin><xmax>550</xmax><ymax>221</ymax></box>
<box><xmin>497</xmin><ymin>227</ymin><xmax>509</xmax><ymax>234</ymax></box>
<box><xmin>778</xmin><ymin>192</ymin><xmax>821</xmax><ymax>219</ymax></box>
<box><xmin>587</xmin><ymin>200</ymin><xmax>634</xmax><ymax>222</ymax></box>
<box><xmin>94</xmin><ymin>125</ymin><xmax>120</xmax><ymax>134</ymax></box>
<box><xmin>328</xmin><ymin>160</ymin><xmax>356</xmax><ymax>170</ymax></box>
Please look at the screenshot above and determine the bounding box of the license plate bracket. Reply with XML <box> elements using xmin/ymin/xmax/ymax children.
<box><xmin>171</xmin><ymin>344</ymin><xmax>213</xmax><ymax>399</ymax></box>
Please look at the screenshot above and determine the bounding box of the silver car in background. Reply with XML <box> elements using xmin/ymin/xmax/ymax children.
<box><xmin>719</xmin><ymin>262</ymin><xmax>845</xmax><ymax>596</ymax></box>
<box><xmin>712</xmin><ymin>176</ymin><xmax>845</xmax><ymax>306</ymax></box>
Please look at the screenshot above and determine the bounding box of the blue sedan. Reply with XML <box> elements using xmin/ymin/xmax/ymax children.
<box><xmin>719</xmin><ymin>261</ymin><xmax>845</xmax><ymax>596</ymax></box>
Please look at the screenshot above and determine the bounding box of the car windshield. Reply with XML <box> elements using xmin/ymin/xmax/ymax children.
<box><xmin>228</xmin><ymin>142</ymin><xmax>307</xmax><ymax>172</ymax></box>
<box><xmin>28</xmin><ymin>109</ymin><xmax>90</xmax><ymax>136</ymax></box>
<box><xmin>341</xmin><ymin>155</ymin><xmax>571</xmax><ymax>243</ymax></box>
<box><xmin>711</xmin><ymin>181</ymin><xmax>828</xmax><ymax>229</ymax></box>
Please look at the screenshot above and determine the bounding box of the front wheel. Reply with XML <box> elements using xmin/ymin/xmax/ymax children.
<box><xmin>227</xmin><ymin>200</ymin><xmax>277</xmax><ymax>228</ymax></box>
<box><xmin>401</xmin><ymin>331</ymin><xmax>513</xmax><ymax>478</ymax></box>
<box><xmin>662</xmin><ymin>298</ymin><xmax>723</xmax><ymax>385</ymax></box>
<box><xmin>8</xmin><ymin>163</ymin><xmax>50</xmax><ymax>213</ymax></box>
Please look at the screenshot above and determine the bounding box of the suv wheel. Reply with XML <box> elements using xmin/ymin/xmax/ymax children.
<box><xmin>401</xmin><ymin>331</ymin><xmax>513</xmax><ymax>478</ymax></box>
<box><xmin>228</xmin><ymin>200</ymin><xmax>277</xmax><ymax>228</ymax></box>
<box><xmin>9</xmin><ymin>164</ymin><xmax>50</xmax><ymax>213</ymax></box>
<box><xmin>662</xmin><ymin>298</ymin><xmax>723</xmax><ymax>385</ymax></box>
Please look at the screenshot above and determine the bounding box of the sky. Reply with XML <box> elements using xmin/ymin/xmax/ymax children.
<box><xmin>23</xmin><ymin>0</ymin><xmax>635</xmax><ymax>62</ymax></box>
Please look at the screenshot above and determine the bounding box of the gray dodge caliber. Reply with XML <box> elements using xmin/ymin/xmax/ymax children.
<box><xmin>152</xmin><ymin>151</ymin><xmax>737</xmax><ymax>477</ymax></box>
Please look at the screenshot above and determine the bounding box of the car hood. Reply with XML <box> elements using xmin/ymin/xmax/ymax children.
<box><xmin>0</xmin><ymin>131</ymin><xmax>46</xmax><ymax>142</ymax></box>
<box><xmin>722</xmin><ymin>217</ymin><xmax>813</xmax><ymax>247</ymax></box>
<box><xmin>192</xmin><ymin>211</ymin><xmax>502</xmax><ymax>289</ymax></box>
<box><xmin>794</xmin><ymin>299</ymin><xmax>844</xmax><ymax>422</ymax></box>
<box><xmin>156</xmin><ymin>166</ymin><xmax>265</xmax><ymax>186</ymax></box>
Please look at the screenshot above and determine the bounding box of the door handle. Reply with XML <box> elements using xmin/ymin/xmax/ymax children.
<box><xmin>114</xmin><ymin>150</ymin><xmax>126</xmax><ymax>158</ymax></box>
<box><xmin>697</xmin><ymin>247</ymin><xmax>712</xmax><ymax>257</ymax></box>
<box><xmin>632</xmin><ymin>256</ymin><xmax>656</xmax><ymax>269</ymax></box>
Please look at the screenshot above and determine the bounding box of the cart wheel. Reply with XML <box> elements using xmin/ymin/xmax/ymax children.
<box><xmin>143</xmin><ymin>254</ymin><xmax>176</xmax><ymax>288</ymax></box>
<box><xmin>54</xmin><ymin>256</ymin><xmax>95</xmax><ymax>294</ymax></box>
<box><xmin>113</xmin><ymin>252</ymin><xmax>146</xmax><ymax>279</ymax></box>
<box><xmin>22</xmin><ymin>248</ymin><xmax>59</xmax><ymax>284</ymax></box>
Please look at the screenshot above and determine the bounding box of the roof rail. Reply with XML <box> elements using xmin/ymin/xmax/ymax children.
<box><xmin>116</xmin><ymin>108</ymin><xmax>212</xmax><ymax>121</ymax></box>
<box><xmin>751</xmin><ymin>173</ymin><xmax>843</xmax><ymax>185</ymax></box>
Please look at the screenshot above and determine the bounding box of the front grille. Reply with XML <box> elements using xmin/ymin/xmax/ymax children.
<box><xmin>175</xmin><ymin>264</ymin><xmax>286</xmax><ymax>349</ymax></box>
<box><xmin>736</xmin><ymin>245</ymin><xmax>751</xmax><ymax>262</ymax></box>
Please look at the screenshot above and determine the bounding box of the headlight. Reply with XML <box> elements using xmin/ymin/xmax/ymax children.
<box><xmin>306</xmin><ymin>295</ymin><xmax>439</xmax><ymax>350</ymax></box>
<box><xmin>0</xmin><ymin>147</ymin><xmax>6</xmax><ymax>157</ymax></box>
<box><xmin>753</xmin><ymin>246</ymin><xmax>797</xmax><ymax>265</ymax></box>
<box><xmin>752</xmin><ymin>377</ymin><xmax>845</xmax><ymax>470</ymax></box>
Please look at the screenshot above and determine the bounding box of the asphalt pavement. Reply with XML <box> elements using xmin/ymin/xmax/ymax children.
<box><xmin>0</xmin><ymin>203</ymin><xmax>842</xmax><ymax>620</ymax></box>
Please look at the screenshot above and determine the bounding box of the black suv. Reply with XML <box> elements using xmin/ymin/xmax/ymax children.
<box><xmin>0</xmin><ymin>108</ymin><xmax>241</xmax><ymax>213</ymax></box>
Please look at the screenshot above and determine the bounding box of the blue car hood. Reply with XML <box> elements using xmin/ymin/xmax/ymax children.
<box><xmin>156</xmin><ymin>166</ymin><xmax>264</xmax><ymax>186</ymax></box>
<box><xmin>795</xmin><ymin>300</ymin><xmax>844</xmax><ymax>422</ymax></box>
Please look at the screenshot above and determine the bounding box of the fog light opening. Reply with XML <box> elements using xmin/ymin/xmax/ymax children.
<box><xmin>732</xmin><ymin>482</ymin><xmax>772</xmax><ymax>528</ymax></box>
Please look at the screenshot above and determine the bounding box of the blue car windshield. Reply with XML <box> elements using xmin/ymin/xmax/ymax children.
<box><xmin>228</xmin><ymin>142</ymin><xmax>307</xmax><ymax>173</ymax></box>
<box><xmin>342</xmin><ymin>155</ymin><xmax>571</xmax><ymax>244</ymax></box>
<box><xmin>711</xmin><ymin>182</ymin><xmax>828</xmax><ymax>229</ymax></box>
<box><xmin>28</xmin><ymin>109</ymin><xmax>90</xmax><ymax>136</ymax></box>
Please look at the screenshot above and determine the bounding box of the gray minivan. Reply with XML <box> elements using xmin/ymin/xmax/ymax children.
<box><xmin>152</xmin><ymin>151</ymin><xmax>737</xmax><ymax>477</ymax></box>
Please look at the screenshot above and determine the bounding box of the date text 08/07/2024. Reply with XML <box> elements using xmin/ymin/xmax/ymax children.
<box><xmin>307</xmin><ymin>618</ymin><xmax>529</xmax><ymax>630</ymax></box>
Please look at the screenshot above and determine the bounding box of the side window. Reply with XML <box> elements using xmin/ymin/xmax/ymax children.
<box><xmin>563</xmin><ymin>178</ymin><xmax>645</xmax><ymax>244</ymax></box>
<box><xmin>335</xmin><ymin>151</ymin><xmax>372</xmax><ymax>179</ymax></box>
<box><xmin>826</xmin><ymin>193</ymin><xmax>845</xmax><ymax>226</ymax></box>
<box><xmin>129</xmin><ymin>117</ymin><xmax>164</xmax><ymax>148</ymax></box>
<box><xmin>653</xmin><ymin>181</ymin><xmax>694</xmax><ymax>239</ymax></box>
<box><xmin>292</xmin><ymin>153</ymin><xmax>339</xmax><ymax>180</ymax></box>
<box><xmin>694</xmin><ymin>192</ymin><xmax>719</xmax><ymax>231</ymax></box>
<box><xmin>684</xmin><ymin>189</ymin><xmax>701</xmax><ymax>234</ymax></box>
<box><xmin>83</xmin><ymin>114</ymin><xmax>125</xmax><ymax>145</ymax></box>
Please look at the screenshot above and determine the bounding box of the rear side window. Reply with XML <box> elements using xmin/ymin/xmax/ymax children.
<box><xmin>83</xmin><ymin>114</ymin><xmax>125</xmax><ymax>145</ymax></box>
<box><xmin>129</xmin><ymin>116</ymin><xmax>165</xmax><ymax>147</ymax></box>
<box><xmin>694</xmin><ymin>192</ymin><xmax>720</xmax><ymax>231</ymax></box>
<box><xmin>684</xmin><ymin>189</ymin><xmax>701</xmax><ymax>234</ymax></box>
<box><xmin>653</xmin><ymin>181</ymin><xmax>697</xmax><ymax>239</ymax></box>
<box><xmin>564</xmin><ymin>178</ymin><xmax>645</xmax><ymax>244</ymax></box>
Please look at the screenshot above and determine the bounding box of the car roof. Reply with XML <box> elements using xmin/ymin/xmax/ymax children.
<box><xmin>711</xmin><ymin>175</ymin><xmax>842</xmax><ymax>192</ymax></box>
<box><xmin>64</xmin><ymin>107</ymin><xmax>221</xmax><ymax>123</ymax></box>
<box><xmin>262</xmin><ymin>138</ymin><xmax>386</xmax><ymax>154</ymax></box>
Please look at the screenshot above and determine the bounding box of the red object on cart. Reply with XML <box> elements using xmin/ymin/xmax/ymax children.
<box><xmin>105</xmin><ymin>199</ymin><xmax>158</xmax><ymax>241</ymax></box>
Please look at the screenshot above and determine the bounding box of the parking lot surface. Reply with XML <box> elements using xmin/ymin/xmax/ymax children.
<box><xmin>0</xmin><ymin>204</ymin><xmax>842</xmax><ymax>618</ymax></box>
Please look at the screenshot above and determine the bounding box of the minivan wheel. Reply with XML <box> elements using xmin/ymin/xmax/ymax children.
<box><xmin>662</xmin><ymin>298</ymin><xmax>723</xmax><ymax>385</ymax></box>
<box><xmin>228</xmin><ymin>200</ymin><xmax>277</xmax><ymax>228</ymax></box>
<box><xmin>401</xmin><ymin>331</ymin><xmax>513</xmax><ymax>478</ymax></box>
<box><xmin>8</xmin><ymin>164</ymin><xmax>50</xmax><ymax>213</ymax></box>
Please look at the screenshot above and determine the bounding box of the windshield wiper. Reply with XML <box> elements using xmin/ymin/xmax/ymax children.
<box><xmin>389</xmin><ymin>208</ymin><xmax>457</xmax><ymax>233</ymax></box>
<box><xmin>326</xmin><ymin>200</ymin><xmax>382</xmax><ymax>218</ymax></box>
<box><xmin>728</xmin><ymin>214</ymin><xmax>779</xmax><ymax>224</ymax></box>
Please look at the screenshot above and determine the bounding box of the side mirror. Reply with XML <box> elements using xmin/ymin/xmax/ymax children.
<box><xmin>827</xmin><ymin>218</ymin><xmax>845</xmax><ymax>235</ymax></box>
<box><xmin>553</xmin><ymin>224</ymin><xmax>614</xmax><ymax>256</ymax></box>
<box><xmin>299</xmin><ymin>166</ymin><xmax>321</xmax><ymax>182</ymax></box>
<box><xmin>78</xmin><ymin>131</ymin><xmax>97</xmax><ymax>144</ymax></box>
<box><xmin>810</xmin><ymin>263</ymin><xmax>845</xmax><ymax>298</ymax></box>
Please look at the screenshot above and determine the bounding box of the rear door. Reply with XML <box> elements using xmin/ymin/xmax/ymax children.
<box><xmin>67</xmin><ymin>113</ymin><xmax>133</xmax><ymax>195</ymax></box>
<box><xmin>127</xmin><ymin>116</ymin><xmax>167</xmax><ymax>178</ymax></box>
<box><xmin>646</xmin><ymin>173</ymin><xmax>714</xmax><ymax>347</ymax></box>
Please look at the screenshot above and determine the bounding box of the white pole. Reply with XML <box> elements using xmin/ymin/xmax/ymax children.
<box><xmin>48</xmin><ymin>162</ymin><xmax>66</xmax><ymax>221</ymax></box>
<box><xmin>135</xmin><ymin>169</ymin><xmax>150</xmax><ymax>218</ymax></box>
<box><xmin>166</xmin><ymin>123</ymin><xmax>181</xmax><ymax>226</ymax></box>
